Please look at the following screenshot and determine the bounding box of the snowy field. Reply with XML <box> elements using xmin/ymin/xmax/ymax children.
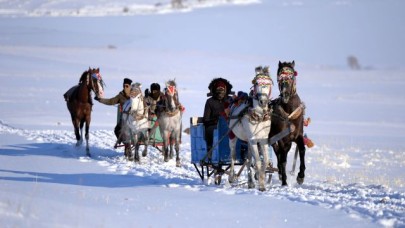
<box><xmin>1</xmin><ymin>0</ymin><xmax>405</xmax><ymax>227</ymax></box>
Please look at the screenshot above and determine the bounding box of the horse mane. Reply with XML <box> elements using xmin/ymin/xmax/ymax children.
<box><xmin>79</xmin><ymin>70</ymin><xmax>89</xmax><ymax>83</ymax></box>
<box><xmin>207</xmin><ymin>77</ymin><xmax>234</xmax><ymax>97</ymax></box>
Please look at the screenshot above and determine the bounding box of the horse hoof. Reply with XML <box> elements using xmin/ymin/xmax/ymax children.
<box><xmin>215</xmin><ymin>175</ymin><xmax>222</xmax><ymax>185</ymax></box>
<box><xmin>248</xmin><ymin>182</ymin><xmax>255</xmax><ymax>189</ymax></box>
<box><xmin>176</xmin><ymin>161</ymin><xmax>181</xmax><ymax>167</ymax></box>
<box><xmin>297</xmin><ymin>176</ymin><xmax>304</xmax><ymax>185</ymax></box>
<box><xmin>164</xmin><ymin>158</ymin><xmax>169</xmax><ymax>162</ymax></box>
<box><xmin>228</xmin><ymin>176</ymin><xmax>235</xmax><ymax>183</ymax></box>
<box><xmin>259</xmin><ymin>187</ymin><xmax>266</xmax><ymax>192</ymax></box>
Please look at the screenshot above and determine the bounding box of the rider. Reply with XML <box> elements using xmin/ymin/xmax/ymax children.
<box><xmin>95</xmin><ymin>78</ymin><xmax>132</xmax><ymax>141</ymax></box>
<box><xmin>203</xmin><ymin>78</ymin><xmax>233</xmax><ymax>163</ymax></box>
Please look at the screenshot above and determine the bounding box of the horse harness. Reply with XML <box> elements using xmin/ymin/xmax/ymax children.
<box><xmin>122</xmin><ymin>94</ymin><xmax>148</xmax><ymax>121</ymax></box>
<box><xmin>277</xmin><ymin>66</ymin><xmax>297</xmax><ymax>95</ymax></box>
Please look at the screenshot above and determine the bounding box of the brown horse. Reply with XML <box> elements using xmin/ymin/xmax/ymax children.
<box><xmin>66</xmin><ymin>68</ymin><xmax>104</xmax><ymax>156</ymax></box>
<box><xmin>269</xmin><ymin>61</ymin><xmax>306</xmax><ymax>186</ymax></box>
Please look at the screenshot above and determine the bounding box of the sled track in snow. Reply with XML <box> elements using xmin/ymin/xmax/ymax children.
<box><xmin>1</xmin><ymin>123</ymin><xmax>404</xmax><ymax>227</ymax></box>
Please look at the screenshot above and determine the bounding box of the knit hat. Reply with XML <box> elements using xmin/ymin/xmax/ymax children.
<box><xmin>123</xmin><ymin>78</ymin><xmax>132</xmax><ymax>85</ymax></box>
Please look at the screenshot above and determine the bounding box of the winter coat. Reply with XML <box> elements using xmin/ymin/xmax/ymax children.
<box><xmin>98</xmin><ymin>91</ymin><xmax>130</xmax><ymax>110</ymax></box>
<box><xmin>203</xmin><ymin>96</ymin><xmax>227</xmax><ymax>127</ymax></box>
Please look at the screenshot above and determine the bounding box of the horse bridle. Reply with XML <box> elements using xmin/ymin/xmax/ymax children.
<box><xmin>163</xmin><ymin>85</ymin><xmax>180</xmax><ymax>116</ymax></box>
<box><xmin>277</xmin><ymin>66</ymin><xmax>296</xmax><ymax>96</ymax></box>
<box><xmin>252</xmin><ymin>74</ymin><xmax>273</xmax><ymax>107</ymax></box>
<box><xmin>87</xmin><ymin>72</ymin><xmax>103</xmax><ymax>95</ymax></box>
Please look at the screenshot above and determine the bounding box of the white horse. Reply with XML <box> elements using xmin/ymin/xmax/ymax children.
<box><xmin>157</xmin><ymin>79</ymin><xmax>183</xmax><ymax>167</ymax></box>
<box><xmin>120</xmin><ymin>83</ymin><xmax>150</xmax><ymax>162</ymax></box>
<box><xmin>228</xmin><ymin>68</ymin><xmax>273</xmax><ymax>191</ymax></box>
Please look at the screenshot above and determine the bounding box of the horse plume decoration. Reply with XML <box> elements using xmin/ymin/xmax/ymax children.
<box><xmin>269</xmin><ymin>61</ymin><xmax>307</xmax><ymax>186</ymax></box>
<box><xmin>228</xmin><ymin>66</ymin><xmax>273</xmax><ymax>191</ymax></box>
<box><xmin>66</xmin><ymin>67</ymin><xmax>104</xmax><ymax>156</ymax></box>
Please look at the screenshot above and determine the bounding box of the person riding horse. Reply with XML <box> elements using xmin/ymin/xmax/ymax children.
<box><xmin>203</xmin><ymin>78</ymin><xmax>233</xmax><ymax>163</ymax></box>
<box><xmin>95</xmin><ymin>78</ymin><xmax>132</xmax><ymax>142</ymax></box>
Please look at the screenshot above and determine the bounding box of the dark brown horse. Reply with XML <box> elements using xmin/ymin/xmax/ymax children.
<box><xmin>66</xmin><ymin>68</ymin><xmax>104</xmax><ymax>156</ymax></box>
<box><xmin>269</xmin><ymin>61</ymin><xmax>306</xmax><ymax>186</ymax></box>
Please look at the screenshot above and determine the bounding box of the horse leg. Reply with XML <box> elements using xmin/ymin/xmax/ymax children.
<box><xmin>175</xmin><ymin>132</ymin><xmax>181</xmax><ymax>167</ymax></box>
<box><xmin>251</xmin><ymin>141</ymin><xmax>265</xmax><ymax>191</ymax></box>
<box><xmin>296</xmin><ymin>135</ymin><xmax>306</xmax><ymax>185</ymax></box>
<box><xmin>133</xmin><ymin>133</ymin><xmax>140</xmax><ymax>163</ymax></box>
<box><xmin>228</xmin><ymin>137</ymin><xmax>237</xmax><ymax>183</ymax></box>
<box><xmin>162</xmin><ymin>131</ymin><xmax>169</xmax><ymax>162</ymax></box>
<box><xmin>260</xmin><ymin>142</ymin><xmax>270</xmax><ymax>189</ymax></box>
<box><xmin>272</xmin><ymin>143</ymin><xmax>283</xmax><ymax>181</ymax></box>
<box><xmin>85</xmin><ymin>117</ymin><xmax>91</xmax><ymax>156</ymax></box>
<box><xmin>72</xmin><ymin>117</ymin><xmax>81</xmax><ymax>146</ymax></box>
<box><xmin>279</xmin><ymin>149</ymin><xmax>288</xmax><ymax>186</ymax></box>
<box><xmin>169</xmin><ymin>132</ymin><xmax>174</xmax><ymax>160</ymax></box>
<box><xmin>246</xmin><ymin>146</ymin><xmax>255</xmax><ymax>189</ymax></box>
<box><xmin>142</xmin><ymin>130</ymin><xmax>149</xmax><ymax>157</ymax></box>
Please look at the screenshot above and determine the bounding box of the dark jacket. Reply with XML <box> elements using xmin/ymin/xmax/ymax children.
<box><xmin>203</xmin><ymin>97</ymin><xmax>227</xmax><ymax>127</ymax></box>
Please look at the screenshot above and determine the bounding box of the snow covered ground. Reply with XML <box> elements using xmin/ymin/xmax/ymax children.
<box><xmin>1</xmin><ymin>0</ymin><xmax>405</xmax><ymax>227</ymax></box>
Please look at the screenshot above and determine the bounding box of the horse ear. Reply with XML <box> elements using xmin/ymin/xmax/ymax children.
<box><xmin>292</xmin><ymin>61</ymin><xmax>295</xmax><ymax>67</ymax></box>
<box><xmin>278</xmin><ymin>61</ymin><xmax>282</xmax><ymax>67</ymax></box>
<box><xmin>88</xmin><ymin>67</ymin><xmax>91</xmax><ymax>72</ymax></box>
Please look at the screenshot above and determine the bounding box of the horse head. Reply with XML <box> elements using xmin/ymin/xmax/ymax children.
<box><xmin>129</xmin><ymin>82</ymin><xmax>145</xmax><ymax>117</ymax></box>
<box><xmin>80</xmin><ymin>67</ymin><xmax>105</xmax><ymax>98</ymax></box>
<box><xmin>164</xmin><ymin>79</ymin><xmax>178</xmax><ymax>113</ymax></box>
<box><xmin>277</xmin><ymin>61</ymin><xmax>297</xmax><ymax>104</ymax></box>
<box><xmin>252</xmin><ymin>66</ymin><xmax>273</xmax><ymax>108</ymax></box>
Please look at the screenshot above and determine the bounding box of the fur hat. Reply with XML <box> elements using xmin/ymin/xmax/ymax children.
<box><xmin>123</xmin><ymin>78</ymin><xmax>132</xmax><ymax>85</ymax></box>
<box><xmin>150</xmin><ymin>83</ymin><xmax>160</xmax><ymax>91</ymax></box>
<box><xmin>207</xmin><ymin>78</ymin><xmax>233</xmax><ymax>97</ymax></box>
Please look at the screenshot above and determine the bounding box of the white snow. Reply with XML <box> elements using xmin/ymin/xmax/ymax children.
<box><xmin>1</xmin><ymin>0</ymin><xmax>405</xmax><ymax>227</ymax></box>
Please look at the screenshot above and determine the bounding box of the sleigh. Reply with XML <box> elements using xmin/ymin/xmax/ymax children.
<box><xmin>190</xmin><ymin>116</ymin><xmax>279</xmax><ymax>185</ymax></box>
<box><xmin>114</xmin><ymin>105</ymin><xmax>165</xmax><ymax>152</ymax></box>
